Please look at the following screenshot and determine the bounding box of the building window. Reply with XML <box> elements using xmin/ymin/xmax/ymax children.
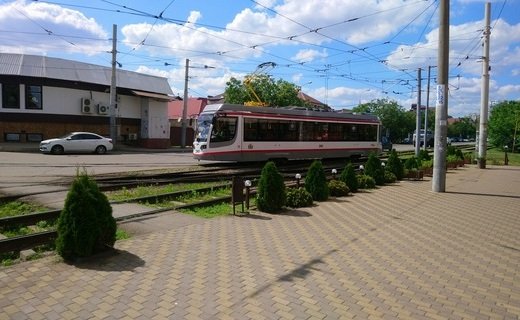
<box><xmin>2</xmin><ymin>83</ymin><xmax>20</xmax><ymax>109</ymax></box>
<box><xmin>4</xmin><ymin>133</ymin><xmax>21</xmax><ymax>142</ymax></box>
<box><xmin>27</xmin><ymin>133</ymin><xmax>43</xmax><ymax>142</ymax></box>
<box><xmin>26</xmin><ymin>85</ymin><xmax>42</xmax><ymax>110</ymax></box>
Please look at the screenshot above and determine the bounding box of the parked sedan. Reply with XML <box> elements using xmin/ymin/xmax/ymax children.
<box><xmin>39</xmin><ymin>132</ymin><xmax>113</xmax><ymax>155</ymax></box>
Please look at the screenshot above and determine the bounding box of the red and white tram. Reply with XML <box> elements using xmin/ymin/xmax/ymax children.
<box><xmin>193</xmin><ymin>104</ymin><xmax>383</xmax><ymax>162</ymax></box>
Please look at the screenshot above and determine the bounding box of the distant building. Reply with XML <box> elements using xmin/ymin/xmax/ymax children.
<box><xmin>0</xmin><ymin>53</ymin><xmax>173</xmax><ymax>148</ymax></box>
<box><xmin>168</xmin><ymin>97</ymin><xmax>208</xmax><ymax>146</ymax></box>
<box><xmin>297</xmin><ymin>91</ymin><xmax>331</xmax><ymax>111</ymax></box>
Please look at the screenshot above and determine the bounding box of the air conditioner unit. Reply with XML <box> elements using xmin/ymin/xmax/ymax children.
<box><xmin>98</xmin><ymin>104</ymin><xmax>109</xmax><ymax>115</ymax></box>
<box><xmin>81</xmin><ymin>98</ymin><xmax>93</xmax><ymax>113</ymax></box>
<box><xmin>128</xmin><ymin>133</ymin><xmax>138</xmax><ymax>141</ymax></box>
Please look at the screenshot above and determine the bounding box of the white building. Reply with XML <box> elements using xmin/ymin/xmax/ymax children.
<box><xmin>0</xmin><ymin>53</ymin><xmax>174</xmax><ymax>148</ymax></box>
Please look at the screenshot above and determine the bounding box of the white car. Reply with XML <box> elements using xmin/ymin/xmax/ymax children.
<box><xmin>39</xmin><ymin>132</ymin><xmax>113</xmax><ymax>155</ymax></box>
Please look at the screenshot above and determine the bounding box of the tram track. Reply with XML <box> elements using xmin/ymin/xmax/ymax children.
<box><xmin>1</xmin><ymin>146</ymin><xmax>475</xmax><ymax>256</ymax></box>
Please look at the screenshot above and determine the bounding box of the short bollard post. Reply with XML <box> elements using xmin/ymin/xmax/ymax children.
<box><xmin>231</xmin><ymin>176</ymin><xmax>245</xmax><ymax>215</ymax></box>
<box><xmin>331</xmin><ymin>168</ymin><xmax>337</xmax><ymax>180</ymax></box>
<box><xmin>504</xmin><ymin>146</ymin><xmax>509</xmax><ymax>166</ymax></box>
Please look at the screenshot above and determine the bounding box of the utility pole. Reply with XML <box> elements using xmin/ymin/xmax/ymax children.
<box><xmin>478</xmin><ymin>2</ymin><xmax>491</xmax><ymax>168</ymax></box>
<box><xmin>415</xmin><ymin>68</ymin><xmax>422</xmax><ymax>157</ymax></box>
<box><xmin>423</xmin><ymin>66</ymin><xmax>432</xmax><ymax>151</ymax></box>
<box><xmin>109</xmin><ymin>24</ymin><xmax>117</xmax><ymax>147</ymax></box>
<box><xmin>432</xmin><ymin>0</ymin><xmax>449</xmax><ymax>193</ymax></box>
<box><xmin>181</xmin><ymin>58</ymin><xmax>189</xmax><ymax>148</ymax></box>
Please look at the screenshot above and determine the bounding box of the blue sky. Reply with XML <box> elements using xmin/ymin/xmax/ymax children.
<box><xmin>0</xmin><ymin>0</ymin><xmax>519</xmax><ymax>117</ymax></box>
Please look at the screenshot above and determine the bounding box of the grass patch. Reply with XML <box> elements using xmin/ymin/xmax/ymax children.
<box><xmin>0</xmin><ymin>201</ymin><xmax>48</xmax><ymax>219</ymax></box>
<box><xmin>485</xmin><ymin>147</ymin><xmax>520</xmax><ymax>166</ymax></box>
<box><xmin>106</xmin><ymin>181</ymin><xmax>228</xmax><ymax>201</ymax></box>
<box><xmin>116</xmin><ymin>228</ymin><xmax>131</xmax><ymax>240</ymax></box>
<box><xmin>144</xmin><ymin>187</ymin><xmax>232</xmax><ymax>209</ymax></box>
<box><xmin>178</xmin><ymin>202</ymin><xmax>234</xmax><ymax>218</ymax></box>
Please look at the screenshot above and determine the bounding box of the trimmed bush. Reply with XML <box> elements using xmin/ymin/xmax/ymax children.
<box><xmin>339</xmin><ymin>162</ymin><xmax>358</xmax><ymax>192</ymax></box>
<box><xmin>418</xmin><ymin>149</ymin><xmax>431</xmax><ymax>162</ymax></box>
<box><xmin>328</xmin><ymin>180</ymin><xmax>350</xmax><ymax>197</ymax></box>
<box><xmin>56</xmin><ymin>170</ymin><xmax>116</xmax><ymax>261</ymax></box>
<box><xmin>404</xmin><ymin>156</ymin><xmax>420</xmax><ymax>170</ymax></box>
<box><xmin>385</xmin><ymin>149</ymin><xmax>404</xmax><ymax>180</ymax></box>
<box><xmin>285</xmin><ymin>187</ymin><xmax>313</xmax><ymax>208</ymax></box>
<box><xmin>364</xmin><ymin>153</ymin><xmax>385</xmax><ymax>186</ymax></box>
<box><xmin>256</xmin><ymin>161</ymin><xmax>286</xmax><ymax>213</ymax></box>
<box><xmin>384</xmin><ymin>171</ymin><xmax>397</xmax><ymax>184</ymax></box>
<box><xmin>357</xmin><ymin>174</ymin><xmax>376</xmax><ymax>189</ymax></box>
<box><xmin>305</xmin><ymin>160</ymin><xmax>329</xmax><ymax>201</ymax></box>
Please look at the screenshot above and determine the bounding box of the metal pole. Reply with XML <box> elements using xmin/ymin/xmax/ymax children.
<box><xmin>432</xmin><ymin>0</ymin><xmax>449</xmax><ymax>193</ymax></box>
<box><xmin>415</xmin><ymin>68</ymin><xmax>422</xmax><ymax>157</ymax></box>
<box><xmin>109</xmin><ymin>24</ymin><xmax>117</xmax><ymax>147</ymax></box>
<box><xmin>424</xmin><ymin>66</ymin><xmax>431</xmax><ymax>151</ymax></box>
<box><xmin>181</xmin><ymin>58</ymin><xmax>189</xmax><ymax>148</ymax></box>
<box><xmin>478</xmin><ymin>2</ymin><xmax>491</xmax><ymax>168</ymax></box>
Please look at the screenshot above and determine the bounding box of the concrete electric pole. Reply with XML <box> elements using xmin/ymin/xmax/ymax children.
<box><xmin>181</xmin><ymin>58</ymin><xmax>189</xmax><ymax>148</ymax></box>
<box><xmin>415</xmin><ymin>68</ymin><xmax>422</xmax><ymax>157</ymax></box>
<box><xmin>478</xmin><ymin>2</ymin><xmax>491</xmax><ymax>168</ymax></box>
<box><xmin>432</xmin><ymin>0</ymin><xmax>449</xmax><ymax>193</ymax></box>
<box><xmin>109</xmin><ymin>24</ymin><xmax>118</xmax><ymax>147</ymax></box>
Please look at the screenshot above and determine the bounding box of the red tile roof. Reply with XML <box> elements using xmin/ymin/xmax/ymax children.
<box><xmin>168</xmin><ymin>98</ymin><xmax>208</xmax><ymax>119</ymax></box>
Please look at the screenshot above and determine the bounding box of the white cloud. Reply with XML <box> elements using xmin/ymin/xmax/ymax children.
<box><xmin>292</xmin><ymin>49</ymin><xmax>327</xmax><ymax>63</ymax></box>
<box><xmin>0</xmin><ymin>0</ymin><xmax>108</xmax><ymax>55</ymax></box>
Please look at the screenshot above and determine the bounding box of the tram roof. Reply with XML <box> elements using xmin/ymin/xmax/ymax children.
<box><xmin>201</xmin><ymin>104</ymin><xmax>380</xmax><ymax>123</ymax></box>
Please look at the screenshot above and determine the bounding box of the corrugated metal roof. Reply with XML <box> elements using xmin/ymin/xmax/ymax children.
<box><xmin>0</xmin><ymin>53</ymin><xmax>173</xmax><ymax>95</ymax></box>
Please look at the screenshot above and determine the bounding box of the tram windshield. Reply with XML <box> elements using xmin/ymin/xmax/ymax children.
<box><xmin>195</xmin><ymin>114</ymin><xmax>213</xmax><ymax>143</ymax></box>
<box><xmin>195</xmin><ymin>114</ymin><xmax>238</xmax><ymax>143</ymax></box>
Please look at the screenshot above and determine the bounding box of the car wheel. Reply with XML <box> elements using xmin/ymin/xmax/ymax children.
<box><xmin>95</xmin><ymin>145</ymin><xmax>107</xmax><ymax>154</ymax></box>
<box><xmin>51</xmin><ymin>145</ymin><xmax>64</xmax><ymax>155</ymax></box>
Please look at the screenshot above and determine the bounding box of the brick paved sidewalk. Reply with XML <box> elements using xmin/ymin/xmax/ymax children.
<box><xmin>1</xmin><ymin>165</ymin><xmax>519</xmax><ymax>319</ymax></box>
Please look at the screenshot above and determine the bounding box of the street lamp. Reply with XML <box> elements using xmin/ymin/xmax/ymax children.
<box><xmin>244</xmin><ymin>179</ymin><xmax>252</xmax><ymax>210</ymax></box>
<box><xmin>295</xmin><ymin>173</ymin><xmax>301</xmax><ymax>188</ymax></box>
<box><xmin>359</xmin><ymin>165</ymin><xmax>364</xmax><ymax>174</ymax></box>
<box><xmin>504</xmin><ymin>145</ymin><xmax>509</xmax><ymax>166</ymax></box>
<box><xmin>331</xmin><ymin>169</ymin><xmax>337</xmax><ymax>180</ymax></box>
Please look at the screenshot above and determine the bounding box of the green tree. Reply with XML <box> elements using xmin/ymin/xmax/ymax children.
<box><xmin>353</xmin><ymin>98</ymin><xmax>414</xmax><ymax>143</ymax></box>
<box><xmin>448</xmin><ymin>116</ymin><xmax>477</xmax><ymax>140</ymax></box>
<box><xmin>256</xmin><ymin>161</ymin><xmax>286</xmax><ymax>213</ymax></box>
<box><xmin>488</xmin><ymin>100</ymin><xmax>520</xmax><ymax>151</ymax></box>
<box><xmin>305</xmin><ymin>160</ymin><xmax>329</xmax><ymax>201</ymax></box>
<box><xmin>56</xmin><ymin>170</ymin><xmax>116</xmax><ymax>261</ymax></box>
<box><xmin>224</xmin><ymin>75</ymin><xmax>303</xmax><ymax>107</ymax></box>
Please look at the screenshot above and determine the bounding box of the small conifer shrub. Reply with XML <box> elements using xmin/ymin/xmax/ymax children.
<box><xmin>364</xmin><ymin>153</ymin><xmax>385</xmax><ymax>185</ymax></box>
<box><xmin>56</xmin><ymin>170</ymin><xmax>116</xmax><ymax>261</ymax></box>
<box><xmin>385</xmin><ymin>150</ymin><xmax>404</xmax><ymax>180</ymax></box>
<box><xmin>256</xmin><ymin>161</ymin><xmax>286</xmax><ymax>213</ymax></box>
<box><xmin>285</xmin><ymin>188</ymin><xmax>313</xmax><ymax>208</ymax></box>
<box><xmin>305</xmin><ymin>160</ymin><xmax>329</xmax><ymax>201</ymax></box>
<box><xmin>339</xmin><ymin>162</ymin><xmax>358</xmax><ymax>192</ymax></box>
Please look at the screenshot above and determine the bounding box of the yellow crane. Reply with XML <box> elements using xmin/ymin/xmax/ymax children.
<box><xmin>244</xmin><ymin>62</ymin><xmax>276</xmax><ymax>107</ymax></box>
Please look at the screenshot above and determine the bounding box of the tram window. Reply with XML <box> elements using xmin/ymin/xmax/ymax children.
<box><xmin>210</xmin><ymin>116</ymin><xmax>237</xmax><ymax>143</ymax></box>
<box><xmin>328</xmin><ymin>123</ymin><xmax>342</xmax><ymax>141</ymax></box>
<box><xmin>277</xmin><ymin>120</ymin><xmax>298</xmax><ymax>141</ymax></box>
